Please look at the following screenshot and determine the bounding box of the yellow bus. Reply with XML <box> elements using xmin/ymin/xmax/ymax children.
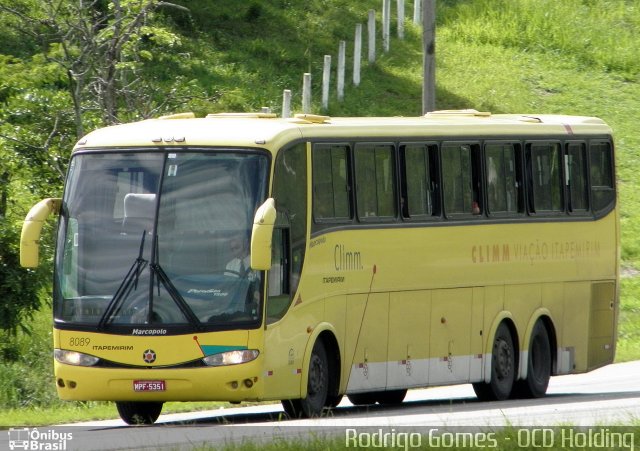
<box><xmin>20</xmin><ymin>110</ymin><xmax>618</xmax><ymax>424</ymax></box>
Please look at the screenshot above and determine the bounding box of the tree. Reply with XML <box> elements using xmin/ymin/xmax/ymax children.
<box><xmin>0</xmin><ymin>0</ymin><xmax>188</xmax><ymax>137</ymax></box>
<box><xmin>0</xmin><ymin>0</ymin><xmax>191</xmax><ymax>333</ymax></box>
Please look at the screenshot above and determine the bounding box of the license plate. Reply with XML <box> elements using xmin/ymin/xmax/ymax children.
<box><xmin>133</xmin><ymin>380</ymin><xmax>166</xmax><ymax>392</ymax></box>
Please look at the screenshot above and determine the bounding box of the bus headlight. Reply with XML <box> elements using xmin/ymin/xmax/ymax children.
<box><xmin>202</xmin><ymin>349</ymin><xmax>259</xmax><ymax>367</ymax></box>
<box><xmin>54</xmin><ymin>349</ymin><xmax>100</xmax><ymax>367</ymax></box>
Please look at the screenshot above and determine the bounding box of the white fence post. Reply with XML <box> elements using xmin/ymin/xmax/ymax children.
<box><xmin>413</xmin><ymin>0</ymin><xmax>421</xmax><ymax>24</ymax></box>
<box><xmin>382</xmin><ymin>0</ymin><xmax>391</xmax><ymax>52</ymax></box>
<box><xmin>302</xmin><ymin>73</ymin><xmax>311</xmax><ymax>114</ymax></box>
<box><xmin>368</xmin><ymin>9</ymin><xmax>376</xmax><ymax>63</ymax></box>
<box><xmin>337</xmin><ymin>41</ymin><xmax>346</xmax><ymax>101</ymax></box>
<box><xmin>322</xmin><ymin>55</ymin><xmax>331</xmax><ymax>110</ymax></box>
<box><xmin>282</xmin><ymin>89</ymin><xmax>291</xmax><ymax>118</ymax></box>
<box><xmin>353</xmin><ymin>23</ymin><xmax>362</xmax><ymax>86</ymax></box>
<box><xmin>397</xmin><ymin>0</ymin><xmax>405</xmax><ymax>39</ymax></box>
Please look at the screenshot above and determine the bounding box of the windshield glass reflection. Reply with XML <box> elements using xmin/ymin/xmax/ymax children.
<box><xmin>55</xmin><ymin>150</ymin><xmax>268</xmax><ymax>330</ymax></box>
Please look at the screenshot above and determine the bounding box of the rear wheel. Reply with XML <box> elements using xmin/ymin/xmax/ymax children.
<box><xmin>513</xmin><ymin>320</ymin><xmax>551</xmax><ymax>398</ymax></box>
<box><xmin>473</xmin><ymin>322</ymin><xmax>515</xmax><ymax>401</ymax></box>
<box><xmin>116</xmin><ymin>401</ymin><xmax>163</xmax><ymax>425</ymax></box>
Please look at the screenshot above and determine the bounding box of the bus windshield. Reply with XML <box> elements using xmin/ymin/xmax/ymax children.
<box><xmin>54</xmin><ymin>150</ymin><xmax>269</xmax><ymax>330</ymax></box>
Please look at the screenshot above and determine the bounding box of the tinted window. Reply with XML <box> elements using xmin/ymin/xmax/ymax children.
<box><xmin>526</xmin><ymin>142</ymin><xmax>563</xmax><ymax>213</ymax></box>
<box><xmin>566</xmin><ymin>142</ymin><xmax>589</xmax><ymax>212</ymax></box>
<box><xmin>485</xmin><ymin>143</ymin><xmax>522</xmax><ymax>215</ymax></box>
<box><xmin>354</xmin><ymin>144</ymin><xmax>396</xmax><ymax>220</ymax></box>
<box><xmin>589</xmin><ymin>141</ymin><xmax>615</xmax><ymax>214</ymax></box>
<box><xmin>442</xmin><ymin>143</ymin><xmax>481</xmax><ymax>216</ymax></box>
<box><xmin>272</xmin><ymin>143</ymin><xmax>307</xmax><ymax>309</ymax></box>
<box><xmin>401</xmin><ymin>143</ymin><xmax>439</xmax><ymax>219</ymax></box>
<box><xmin>312</xmin><ymin>144</ymin><xmax>351</xmax><ymax>220</ymax></box>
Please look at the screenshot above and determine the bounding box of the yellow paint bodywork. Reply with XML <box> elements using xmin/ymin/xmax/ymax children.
<box><xmin>263</xmin><ymin>211</ymin><xmax>618</xmax><ymax>397</ymax></box>
<box><xmin>20</xmin><ymin>198</ymin><xmax>61</xmax><ymax>268</ymax></box>
<box><xmin>39</xmin><ymin>112</ymin><xmax>618</xmax><ymax>402</ymax></box>
<box><xmin>54</xmin><ymin>328</ymin><xmax>265</xmax><ymax>402</ymax></box>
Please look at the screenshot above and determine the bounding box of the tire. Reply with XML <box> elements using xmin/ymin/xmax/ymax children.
<box><xmin>473</xmin><ymin>322</ymin><xmax>515</xmax><ymax>401</ymax></box>
<box><xmin>376</xmin><ymin>389</ymin><xmax>407</xmax><ymax>405</ymax></box>
<box><xmin>347</xmin><ymin>392</ymin><xmax>379</xmax><ymax>406</ymax></box>
<box><xmin>513</xmin><ymin>321</ymin><xmax>551</xmax><ymax>398</ymax></box>
<box><xmin>116</xmin><ymin>401</ymin><xmax>163</xmax><ymax>425</ymax></box>
<box><xmin>281</xmin><ymin>340</ymin><xmax>329</xmax><ymax>418</ymax></box>
<box><xmin>281</xmin><ymin>399</ymin><xmax>303</xmax><ymax>418</ymax></box>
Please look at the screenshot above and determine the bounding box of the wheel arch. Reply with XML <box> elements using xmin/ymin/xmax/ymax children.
<box><xmin>300</xmin><ymin>323</ymin><xmax>341</xmax><ymax>399</ymax></box>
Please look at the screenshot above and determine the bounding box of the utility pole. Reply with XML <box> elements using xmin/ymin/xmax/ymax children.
<box><xmin>422</xmin><ymin>0</ymin><xmax>436</xmax><ymax>114</ymax></box>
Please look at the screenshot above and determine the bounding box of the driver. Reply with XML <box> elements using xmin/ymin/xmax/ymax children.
<box><xmin>218</xmin><ymin>233</ymin><xmax>259</xmax><ymax>319</ymax></box>
<box><xmin>225</xmin><ymin>235</ymin><xmax>251</xmax><ymax>278</ymax></box>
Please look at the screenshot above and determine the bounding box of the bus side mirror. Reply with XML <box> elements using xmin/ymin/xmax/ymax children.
<box><xmin>250</xmin><ymin>198</ymin><xmax>276</xmax><ymax>270</ymax></box>
<box><xmin>20</xmin><ymin>198</ymin><xmax>62</xmax><ymax>268</ymax></box>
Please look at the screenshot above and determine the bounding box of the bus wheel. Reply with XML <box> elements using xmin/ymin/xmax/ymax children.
<box><xmin>377</xmin><ymin>389</ymin><xmax>407</xmax><ymax>405</ymax></box>
<box><xmin>347</xmin><ymin>392</ymin><xmax>379</xmax><ymax>405</ymax></box>
<box><xmin>513</xmin><ymin>321</ymin><xmax>551</xmax><ymax>398</ymax></box>
<box><xmin>116</xmin><ymin>401</ymin><xmax>163</xmax><ymax>425</ymax></box>
<box><xmin>473</xmin><ymin>322</ymin><xmax>515</xmax><ymax>401</ymax></box>
<box><xmin>282</xmin><ymin>339</ymin><xmax>329</xmax><ymax>418</ymax></box>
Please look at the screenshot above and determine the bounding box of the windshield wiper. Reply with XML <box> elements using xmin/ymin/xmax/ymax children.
<box><xmin>98</xmin><ymin>231</ymin><xmax>148</xmax><ymax>330</ymax></box>
<box><xmin>150</xmin><ymin>235</ymin><xmax>202</xmax><ymax>329</ymax></box>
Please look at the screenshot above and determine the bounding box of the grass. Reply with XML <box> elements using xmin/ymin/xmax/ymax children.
<box><xmin>2</xmin><ymin>0</ymin><xmax>640</xmax><ymax>428</ymax></box>
<box><xmin>617</xmin><ymin>277</ymin><xmax>640</xmax><ymax>362</ymax></box>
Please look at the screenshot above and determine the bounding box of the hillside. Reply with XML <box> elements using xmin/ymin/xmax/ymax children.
<box><xmin>0</xmin><ymin>0</ymin><xmax>639</xmax><ymax>421</ymax></box>
<box><xmin>159</xmin><ymin>0</ymin><xmax>640</xmax><ymax>267</ymax></box>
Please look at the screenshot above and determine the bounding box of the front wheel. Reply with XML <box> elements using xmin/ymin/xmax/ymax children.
<box><xmin>282</xmin><ymin>339</ymin><xmax>329</xmax><ymax>418</ymax></box>
<box><xmin>473</xmin><ymin>322</ymin><xmax>515</xmax><ymax>401</ymax></box>
<box><xmin>116</xmin><ymin>401</ymin><xmax>163</xmax><ymax>425</ymax></box>
<box><xmin>377</xmin><ymin>389</ymin><xmax>407</xmax><ymax>405</ymax></box>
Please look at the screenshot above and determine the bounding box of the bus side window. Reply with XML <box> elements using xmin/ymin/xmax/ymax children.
<box><xmin>526</xmin><ymin>142</ymin><xmax>563</xmax><ymax>214</ymax></box>
<box><xmin>267</xmin><ymin>226</ymin><xmax>291</xmax><ymax>323</ymax></box>
<box><xmin>442</xmin><ymin>143</ymin><xmax>481</xmax><ymax>217</ymax></box>
<box><xmin>400</xmin><ymin>143</ymin><xmax>440</xmax><ymax>219</ymax></box>
<box><xmin>589</xmin><ymin>140</ymin><xmax>616</xmax><ymax>216</ymax></box>
<box><xmin>484</xmin><ymin>142</ymin><xmax>523</xmax><ymax>216</ymax></box>
<box><xmin>565</xmin><ymin>142</ymin><xmax>589</xmax><ymax>213</ymax></box>
<box><xmin>269</xmin><ymin>143</ymin><xmax>307</xmax><ymax>324</ymax></box>
<box><xmin>354</xmin><ymin>143</ymin><xmax>396</xmax><ymax>220</ymax></box>
<box><xmin>312</xmin><ymin>144</ymin><xmax>351</xmax><ymax>221</ymax></box>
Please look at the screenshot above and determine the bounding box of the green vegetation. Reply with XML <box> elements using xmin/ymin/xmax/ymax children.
<box><xmin>1</xmin><ymin>0</ymin><xmax>639</xmax><ymax>426</ymax></box>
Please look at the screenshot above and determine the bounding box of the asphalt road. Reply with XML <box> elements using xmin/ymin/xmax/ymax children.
<box><xmin>3</xmin><ymin>361</ymin><xmax>639</xmax><ymax>450</ymax></box>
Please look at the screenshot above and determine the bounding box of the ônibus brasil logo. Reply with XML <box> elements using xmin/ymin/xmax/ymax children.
<box><xmin>8</xmin><ymin>428</ymin><xmax>73</xmax><ymax>450</ymax></box>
